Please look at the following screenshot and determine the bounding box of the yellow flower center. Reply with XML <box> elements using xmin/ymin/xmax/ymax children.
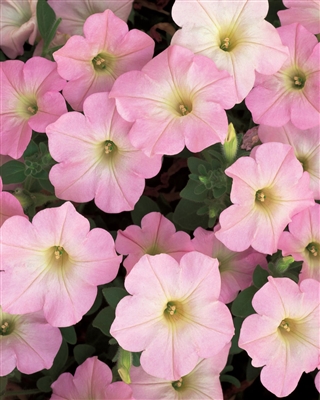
<box><xmin>172</xmin><ymin>377</ymin><xmax>184</xmax><ymax>390</ymax></box>
<box><xmin>256</xmin><ymin>190</ymin><xmax>266</xmax><ymax>203</ymax></box>
<box><xmin>164</xmin><ymin>301</ymin><xmax>184</xmax><ymax>323</ymax></box>
<box><xmin>220</xmin><ymin>37</ymin><xmax>231</xmax><ymax>51</ymax></box>
<box><xmin>27</xmin><ymin>104</ymin><xmax>38</xmax><ymax>115</ymax></box>
<box><xmin>307</xmin><ymin>243</ymin><xmax>319</xmax><ymax>257</ymax></box>
<box><xmin>104</xmin><ymin>140</ymin><xmax>117</xmax><ymax>154</ymax></box>
<box><xmin>0</xmin><ymin>319</ymin><xmax>14</xmax><ymax>336</ymax></box>
<box><xmin>179</xmin><ymin>104</ymin><xmax>189</xmax><ymax>116</ymax></box>
<box><xmin>279</xmin><ymin>319</ymin><xmax>291</xmax><ymax>332</ymax></box>
<box><xmin>92</xmin><ymin>52</ymin><xmax>116</xmax><ymax>76</ymax></box>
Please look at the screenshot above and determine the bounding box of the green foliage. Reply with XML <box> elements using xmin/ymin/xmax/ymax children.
<box><xmin>0</xmin><ymin>160</ymin><xmax>25</xmax><ymax>184</ymax></box>
<box><xmin>173</xmin><ymin>198</ymin><xmax>209</xmax><ymax>230</ymax></box>
<box><xmin>60</xmin><ymin>326</ymin><xmax>77</xmax><ymax>345</ymax></box>
<box><xmin>43</xmin><ymin>339</ymin><xmax>69</xmax><ymax>380</ymax></box>
<box><xmin>131</xmin><ymin>195</ymin><xmax>160</xmax><ymax>225</ymax></box>
<box><xmin>37</xmin><ymin>0</ymin><xmax>61</xmax><ymax>57</ymax></box>
<box><xmin>253</xmin><ymin>265</ymin><xmax>269</xmax><ymax>289</ymax></box>
<box><xmin>230</xmin><ymin>317</ymin><xmax>244</xmax><ymax>355</ymax></box>
<box><xmin>102</xmin><ymin>287</ymin><xmax>128</xmax><ymax>309</ymax></box>
<box><xmin>73</xmin><ymin>344</ymin><xmax>96</xmax><ymax>365</ymax></box>
<box><xmin>36</xmin><ymin>376</ymin><xmax>53</xmax><ymax>393</ymax></box>
<box><xmin>231</xmin><ymin>286</ymin><xmax>257</xmax><ymax>318</ymax></box>
<box><xmin>92</xmin><ymin>307</ymin><xmax>115</xmax><ymax>337</ymax></box>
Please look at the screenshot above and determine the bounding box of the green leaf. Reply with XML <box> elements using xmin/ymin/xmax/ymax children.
<box><xmin>187</xmin><ymin>157</ymin><xmax>211</xmax><ymax>174</ymax></box>
<box><xmin>36</xmin><ymin>0</ymin><xmax>58</xmax><ymax>46</ymax></box>
<box><xmin>132</xmin><ymin>352</ymin><xmax>142</xmax><ymax>367</ymax></box>
<box><xmin>60</xmin><ymin>326</ymin><xmax>77</xmax><ymax>345</ymax></box>
<box><xmin>220</xmin><ymin>374</ymin><xmax>241</xmax><ymax>387</ymax></box>
<box><xmin>36</xmin><ymin>376</ymin><xmax>53</xmax><ymax>393</ymax></box>
<box><xmin>230</xmin><ymin>317</ymin><xmax>244</xmax><ymax>355</ymax></box>
<box><xmin>231</xmin><ymin>286</ymin><xmax>257</xmax><ymax>318</ymax></box>
<box><xmin>0</xmin><ymin>161</ymin><xmax>25</xmax><ymax>184</ymax></box>
<box><xmin>73</xmin><ymin>344</ymin><xmax>96</xmax><ymax>365</ymax></box>
<box><xmin>212</xmin><ymin>186</ymin><xmax>227</xmax><ymax>198</ymax></box>
<box><xmin>253</xmin><ymin>265</ymin><xmax>269</xmax><ymax>289</ymax></box>
<box><xmin>173</xmin><ymin>198</ymin><xmax>208</xmax><ymax>230</ymax></box>
<box><xmin>92</xmin><ymin>307</ymin><xmax>115</xmax><ymax>337</ymax></box>
<box><xmin>246</xmin><ymin>360</ymin><xmax>261</xmax><ymax>382</ymax></box>
<box><xmin>23</xmin><ymin>140</ymin><xmax>38</xmax><ymax>158</ymax></box>
<box><xmin>39</xmin><ymin>177</ymin><xmax>55</xmax><ymax>193</ymax></box>
<box><xmin>102</xmin><ymin>287</ymin><xmax>128</xmax><ymax>309</ymax></box>
<box><xmin>180</xmin><ymin>180</ymin><xmax>208</xmax><ymax>202</ymax></box>
<box><xmin>131</xmin><ymin>195</ymin><xmax>160</xmax><ymax>225</ymax></box>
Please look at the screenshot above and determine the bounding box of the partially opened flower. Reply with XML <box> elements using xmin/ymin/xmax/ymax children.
<box><xmin>0</xmin><ymin>0</ymin><xmax>38</xmax><ymax>58</ymax></box>
<box><xmin>215</xmin><ymin>142</ymin><xmax>314</xmax><ymax>254</ymax></box>
<box><xmin>130</xmin><ymin>344</ymin><xmax>230</xmax><ymax>400</ymax></box>
<box><xmin>193</xmin><ymin>226</ymin><xmax>267</xmax><ymax>304</ymax></box>
<box><xmin>246</xmin><ymin>23</ymin><xmax>320</xmax><ymax>130</ymax></box>
<box><xmin>0</xmin><ymin>307</ymin><xmax>62</xmax><ymax>376</ymax></box>
<box><xmin>278</xmin><ymin>204</ymin><xmax>319</xmax><ymax>281</ymax></box>
<box><xmin>115</xmin><ymin>212</ymin><xmax>193</xmax><ymax>274</ymax></box>
<box><xmin>53</xmin><ymin>9</ymin><xmax>154</xmax><ymax>111</ymax></box>
<box><xmin>110</xmin><ymin>45</ymin><xmax>236</xmax><ymax>156</ymax></box>
<box><xmin>278</xmin><ymin>0</ymin><xmax>320</xmax><ymax>34</ymax></box>
<box><xmin>0</xmin><ymin>201</ymin><xmax>122</xmax><ymax>327</ymax></box>
<box><xmin>0</xmin><ymin>57</ymin><xmax>67</xmax><ymax>159</ymax></box>
<box><xmin>0</xmin><ymin>177</ymin><xmax>26</xmax><ymax>226</ymax></box>
<box><xmin>51</xmin><ymin>356</ymin><xmax>134</xmax><ymax>400</ymax></box>
<box><xmin>258</xmin><ymin>122</ymin><xmax>320</xmax><ymax>200</ymax></box>
<box><xmin>47</xmin><ymin>93</ymin><xmax>162</xmax><ymax>214</ymax></box>
<box><xmin>171</xmin><ymin>0</ymin><xmax>288</xmax><ymax>102</ymax></box>
<box><xmin>239</xmin><ymin>277</ymin><xmax>320</xmax><ymax>397</ymax></box>
<box><xmin>48</xmin><ymin>0</ymin><xmax>133</xmax><ymax>35</ymax></box>
<box><xmin>110</xmin><ymin>252</ymin><xmax>234</xmax><ymax>380</ymax></box>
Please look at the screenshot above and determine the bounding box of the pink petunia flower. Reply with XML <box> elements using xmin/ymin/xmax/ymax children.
<box><xmin>258</xmin><ymin>122</ymin><xmax>320</xmax><ymax>200</ymax></box>
<box><xmin>278</xmin><ymin>0</ymin><xmax>320</xmax><ymax>34</ymax></box>
<box><xmin>110</xmin><ymin>45</ymin><xmax>237</xmax><ymax>157</ymax></box>
<box><xmin>0</xmin><ymin>306</ymin><xmax>62</xmax><ymax>376</ymax></box>
<box><xmin>0</xmin><ymin>0</ymin><xmax>38</xmax><ymax>59</ymax></box>
<box><xmin>129</xmin><ymin>344</ymin><xmax>230</xmax><ymax>400</ymax></box>
<box><xmin>215</xmin><ymin>142</ymin><xmax>315</xmax><ymax>255</ymax></box>
<box><xmin>110</xmin><ymin>252</ymin><xmax>234</xmax><ymax>380</ymax></box>
<box><xmin>53</xmin><ymin>9</ymin><xmax>154</xmax><ymax>111</ymax></box>
<box><xmin>115</xmin><ymin>212</ymin><xmax>193</xmax><ymax>274</ymax></box>
<box><xmin>171</xmin><ymin>0</ymin><xmax>288</xmax><ymax>103</ymax></box>
<box><xmin>316</xmin><ymin>370</ymin><xmax>320</xmax><ymax>393</ymax></box>
<box><xmin>48</xmin><ymin>0</ymin><xmax>133</xmax><ymax>36</ymax></box>
<box><xmin>278</xmin><ymin>204</ymin><xmax>320</xmax><ymax>282</ymax></box>
<box><xmin>0</xmin><ymin>177</ymin><xmax>26</xmax><ymax>227</ymax></box>
<box><xmin>0</xmin><ymin>201</ymin><xmax>122</xmax><ymax>327</ymax></box>
<box><xmin>239</xmin><ymin>277</ymin><xmax>320</xmax><ymax>398</ymax></box>
<box><xmin>46</xmin><ymin>93</ymin><xmax>162</xmax><ymax>214</ymax></box>
<box><xmin>50</xmin><ymin>356</ymin><xmax>134</xmax><ymax>400</ymax></box>
<box><xmin>246</xmin><ymin>23</ymin><xmax>320</xmax><ymax>130</ymax></box>
<box><xmin>0</xmin><ymin>57</ymin><xmax>67</xmax><ymax>159</ymax></box>
<box><xmin>192</xmin><ymin>226</ymin><xmax>267</xmax><ymax>304</ymax></box>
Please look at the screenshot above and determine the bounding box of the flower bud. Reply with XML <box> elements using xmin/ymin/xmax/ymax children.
<box><xmin>222</xmin><ymin>123</ymin><xmax>238</xmax><ymax>164</ymax></box>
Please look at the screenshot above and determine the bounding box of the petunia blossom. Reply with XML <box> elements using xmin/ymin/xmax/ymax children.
<box><xmin>48</xmin><ymin>0</ymin><xmax>133</xmax><ymax>36</ymax></box>
<box><xmin>0</xmin><ymin>177</ymin><xmax>26</xmax><ymax>227</ymax></box>
<box><xmin>239</xmin><ymin>277</ymin><xmax>320</xmax><ymax>397</ymax></box>
<box><xmin>278</xmin><ymin>0</ymin><xmax>320</xmax><ymax>34</ymax></box>
<box><xmin>278</xmin><ymin>204</ymin><xmax>319</xmax><ymax>282</ymax></box>
<box><xmin>171</xmin><ymin>0</ymin><xmax>288</xmax><ymax>103</ymax></box>
<box><xmin>0</xmin><ymin>57</ymin><xmax>67</xmax><ymax>159</ymax></box>
<box><xmin>110</xmin><ymin>45</ymin><xmax>237</xmax><ymax>157</ymax></box>
<box><xmin>53</xmin><ymin>9</ymin><xmax>154</xmax><ymax>111</ymax></box>
<box><xmin>50</xmin><ymin>356</ymin><xmax>134</xmax><ymax>400</ymax></box>
<box><xmin>215</xmin><ymin>142</ymin><xmax>315</xmax><ymax>254</ymax></box>
<box><xmin>246</xmin><ymin>23</ymin><xmax>320</xmax><ymax>130</ymax></box>
<box><xmin>46</xmin><ymin>93</ymin><xmax>162</xmax><ymax>214</ymax></box>
<box><xmin>258</xmin><ymin>122</ymin><xmax>320</xmax><ymax>200</ymax></box>
<box><xmin>0</xmin><ymin>0</ymin><xmax>38</xmax><ymax>59</ymax></box>
<box><xmin>0</xmin><ymin>306</ymin><xmax>62</xmax><ymax>376</ymax></box>
<box><xmin>129</xmin><ymin>344</ymin><xmax>230</xmax><ymax>400</ymax></box>
<box><xmin>0</xmin><ymin>201</ymin><xmax>122</xmax><ymax>327</ymax></box>
<box><xmin>110</xmin><ymin>252</ymin><xmax>234</xmax><ymax>380</ymax></box>
<box><xmin>115</xmin><ymin>212</ymin><xmax>193</xmax><ymax>274</ymax></box>
<box><xmin>192</xmin><ymin>226</ymin><xmax>267</xmax><ymax>304</ymax></box>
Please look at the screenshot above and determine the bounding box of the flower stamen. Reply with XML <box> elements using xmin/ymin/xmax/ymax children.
<box><xmin>172</xmin><ymin>378</ymin><xmax>183</xmax><ymax>390</ymax></box>
<box><xmin>104</xmin><ymin>140</ymin><xmax>116</xmax><ymax>154</ymax></box>
<box><xmin>179</xmin><ymin>104</ymin><xmax>189</xmax><ymax>116</ymax></box>
<box><xmin>0</xmin><ymin>321</ymin><xmax>9</xmax><ymax>335</ymax></box>
<box><xmin>27</xmin><ymin>105</ymin><xmax>37</xmax><ymax>115</ymax></box>
<box><xmin>279</xmin><ymin>320</ymin><xmax>290</xmax><ymax>332</ymax></box>
<box><xmin>220</xmin><ymin>37</ymin><xmax>230</xmax><ymax>51</ymax></box>
<box><xmin>307</xmin><ymin>243</ymin><xmax>318</xmax><ymax>257</ymax></box>
<box><xmin>54</xmin><ymin>246</ymin><xmax>64</xmax><ymax>260</ymax></box>
<box><xmin>256</xmin><ymin>190</ymin><xmax>266</xmax><ymax>202</ymax></box>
